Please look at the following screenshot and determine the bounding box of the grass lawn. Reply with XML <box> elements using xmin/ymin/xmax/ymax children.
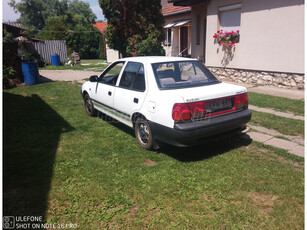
<box><xmin>3</xmin><ymin>82</ymin><xmax>304</xmax><ymax>229</ymax></box>
<box><xmin>250</xmin><ymin>111</ymin><xmax>304</xmax><ymax>137</ymax></box>
<box><xmin>248</xmin><ymin>92</ymin><xmax>304</xmax><ymax>116</ymax></box>
<box><xmin>81</xmin><ymin>59</ymin><xmax>107</xmax><ymax>65</ymax></box>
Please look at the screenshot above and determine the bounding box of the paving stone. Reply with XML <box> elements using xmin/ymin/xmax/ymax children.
<box><xmin>264</xmin><ymin>138</ymin><xmax>298</xmax><ymax>151</ymax></box>
<box><xmin>274</xmin><ymin>111</ymin><xmax>294</xmax><ymax>118</ymax></box>
<box><xmin>292</xmin><ymin>115</ymin><xmax>304</xmax><ymax>121</ymax></box>
<box><xmin>248</xmin><ymin>132</ymin><xmax>273</xmax><ymax>143</ymax></box>
<box><xmin>289</xmin><ymin>146</ymin><xmax>305</xmax><ymax>157</ymax></box>
<box><xmin>249</xmin><ymin>125</ymin><xmax>304</xmax><ymax>146</ymax></box>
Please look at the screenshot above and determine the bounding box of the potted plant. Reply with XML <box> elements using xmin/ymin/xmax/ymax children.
<box><xmin>213</xmin><ymin>30</ymin><xmax>240</xmax><ymax>48</ymax></box>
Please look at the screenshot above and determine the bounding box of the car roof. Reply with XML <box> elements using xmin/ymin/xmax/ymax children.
<box><xmin>117</xmin><ymin>56</ymin><xmax>198</xmax><ymax>64</ymax></box>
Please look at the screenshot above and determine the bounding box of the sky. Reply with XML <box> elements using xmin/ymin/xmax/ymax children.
<box><xmin>2</xmin><ymin>0</ymin><xmax>106</xmax><ymax>22</ymax></box>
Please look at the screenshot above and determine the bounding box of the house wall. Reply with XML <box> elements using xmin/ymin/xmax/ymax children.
<box><xmin>191</xmin><ymin>3</ymin><xmax>207</xmax><ymax>62</ymax></box>
<box><xmin>106</xmin><ymin>44</ymin><xmax>120</xmax><ymax>63</ymax></box>
<box><xmin>205</xmin><ymin>0</ymin><xmax>304</xmax><ymax>74</ymax></box>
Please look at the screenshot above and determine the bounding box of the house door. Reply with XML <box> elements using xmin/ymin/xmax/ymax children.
<box><xmin>180</xmin><ymin>26</ymin><xmax>188</xmax><ymax>56</ymax></box>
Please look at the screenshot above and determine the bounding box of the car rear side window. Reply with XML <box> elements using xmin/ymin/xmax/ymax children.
<box><xmin>119</xmin><ymin>62</ymin><xmax>146</xmax><ymax>92</ymax></box>
<box><xmin>152</xmin><ymin>61</ymin><xmax>220</xmax><ymax>89</ymax></box>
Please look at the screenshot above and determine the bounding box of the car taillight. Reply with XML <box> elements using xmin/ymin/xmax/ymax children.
<box><xmin>235</xmin><ymin>93</ymin><xmax>248</xmax><ymax>110</ymax></box>
<box><xmin>172</xmin><ymin>103</ymin><xmax>191</xmax><ymax>121</ymax></box>
<box><xmin>188</xmin><ymin>101</ymin><xmax>206</xmax><ymax>119</ymax></box>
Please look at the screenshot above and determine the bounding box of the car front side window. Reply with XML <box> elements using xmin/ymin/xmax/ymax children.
<box><xmin>99</xmin><ymin>62</ymin><xmax>124</xmax><ymax>86</ymax></box>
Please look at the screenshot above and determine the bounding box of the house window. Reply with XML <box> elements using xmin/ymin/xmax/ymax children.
<box><xmin>165</xmin><ymin>28</ymin><xmax>172</xmax><ymax>46</ymax></box>
<box><xmin>219</xmin><ymin>3</ymin><xmax>241</xmax><ymax>32</ymax></box>
<box><xmin>196</xmin><ymin>15</ymin><xmax>201</xmax><ymax>45</ymax></box>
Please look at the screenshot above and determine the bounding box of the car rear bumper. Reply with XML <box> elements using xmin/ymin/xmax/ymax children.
<box><xmin>149</xmin><ymin>109</ymin><xmax>252</xmax><ymax>147</ymax></box>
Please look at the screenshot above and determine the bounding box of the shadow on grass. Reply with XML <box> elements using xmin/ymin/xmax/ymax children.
<box><xmin>39</xmin><ymin>75</ymin><xmax>54</xmax><ymax>83</ymax></box>
<box><xmin>97</xmin><ymin>112</ymin><xmax>252</xmax><ymax>162</ymax></box>
<box><xmin>3</xmin><ymin>92</ymin><xmax>74</xmax><ymax>220</ymax></box>
<box><xmin>158</xmin><ymin>132</ymin><xmax>252</xmax><ymax>162</ymax></box>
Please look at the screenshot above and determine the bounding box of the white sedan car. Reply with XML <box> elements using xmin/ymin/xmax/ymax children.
<box><xmin>82</xmin><ymin>56</ymin><xmax>252</xmax><ymax>149</ymax></box>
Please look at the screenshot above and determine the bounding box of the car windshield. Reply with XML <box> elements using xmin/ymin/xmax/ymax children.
<box><xmin>152</xmin><ymin>61</ymin><xmax>220</xmax><ymax>89</ymax></box>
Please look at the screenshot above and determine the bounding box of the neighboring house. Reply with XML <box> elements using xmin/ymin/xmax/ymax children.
<box><xmin>93</xmin><ymin>21</ymin><xmax>108</xmax><ymax>35</ymax></box>
<box><xmin>3</xmin><ymin>22</ymin><xmax>25</xmax><ymax>38</ymax></box>
<box><xmin>170</xmin><ymin>0</ymin><xmax>304</xmax><ymax>89</ymax></box>
<box><xmin>162</xmin><ymin>3</ymin><xmax>192</xmax><ymax>57</ymax></box>
<box><xmin>93</xmin><ymin>22</ymin><xmax>121</xmax><ymax>63</ymax></box>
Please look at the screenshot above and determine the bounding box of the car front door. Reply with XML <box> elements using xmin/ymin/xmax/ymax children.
<box><xmin>113</xmin><ymin>61</ymin><xmax>147</xmax><ymax>125</ymax></box>
<box><xmin>92</xmin><ymin>62</ymin><xmax>125</xmax><ymax>115</ymax></box>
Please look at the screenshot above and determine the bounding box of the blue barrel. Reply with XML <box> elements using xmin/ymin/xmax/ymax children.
<box><xmin>51</xmin><ymin>54</ymin><xmax>61</xmax><ymax>66</ymax></box>
<box><xmin>21</xmin><ymin>62</ymin><xmax>39</xmax><ymax>86</ymax></box>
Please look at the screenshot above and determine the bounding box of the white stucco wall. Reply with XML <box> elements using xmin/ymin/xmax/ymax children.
<box><xmin>205</xmin><ymin>0</ymin><xmax>304</xmax><ymax>74</ymax></box>
<box><xmin>191</xmin><ymin>3</ymin><xmax>207</xmax><ymax>61</ymax></box>
<box><xmin>106</xmin><ymin>44</ymin><xmax>120</xmax><ymax>63</ymax></box>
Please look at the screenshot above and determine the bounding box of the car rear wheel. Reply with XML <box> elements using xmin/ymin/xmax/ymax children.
<box><xmin>135</xmin><ymin>118</ymin><xmax>154</xmax><ymax>150</ymax></box>
<box><xmin>84</xmin><ymin>93</ymin><xmax>97</xmax><ymax>117</ymax></box>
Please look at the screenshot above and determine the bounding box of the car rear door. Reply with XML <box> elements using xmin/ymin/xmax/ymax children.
<box><xmin>113</xmin><ymin>61</ymin><xmax>147</xmax><ymax>124</ymax></box>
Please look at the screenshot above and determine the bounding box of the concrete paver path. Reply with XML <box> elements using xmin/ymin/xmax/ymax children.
<box><xmin>39</xmin><ymin>70</ymin><xmax>98</xmax><ymax>82</ymax></box>
<box><xmin>248</xmin><ymin>132</ymin><xmax>304</xmax><ymax>157</ymax></box>
<box><xmin>247</xmin><ymin>125</ymin><xmax>304</xmax><ymax>158</ymax></box>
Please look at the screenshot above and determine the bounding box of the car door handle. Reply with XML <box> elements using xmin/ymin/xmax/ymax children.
<box><xmin>134</xmin><ymin>98</ymin><xmax>139</xmax><ymax>104</ymax></box>
<box><xmin>108</xmin><ymin>91</ymin><xmax>112</xmax><ymax>96</ymax></box>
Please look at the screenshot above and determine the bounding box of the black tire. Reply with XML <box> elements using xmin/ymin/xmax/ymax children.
<box><xmin>135</xmin><ymin>118</ymin><xmax>154</xmax><ymax>150</ymax></box>
<box><xmin>84</xmin><ymin>93</ymin><xmax>97</xmax><ymax>117</ymax></box>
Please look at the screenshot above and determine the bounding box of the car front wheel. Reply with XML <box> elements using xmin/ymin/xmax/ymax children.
<box><xmin>84</xmin><ymin>93</ymin><xmax>97</xmax><ymax>117</ymax></box>
<box><xmin>135</xmin><ymin>118</ymin><xmax>154</xmax><ymax>150</ymax></box>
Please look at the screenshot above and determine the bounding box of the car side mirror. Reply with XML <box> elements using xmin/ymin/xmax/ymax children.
<box><xmin>90</xmin><ymin>75</ymin><xmax>98</xmax><ymax>82</ymax></box>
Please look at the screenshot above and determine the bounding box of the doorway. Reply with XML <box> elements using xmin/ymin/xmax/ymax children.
<box><xmin>180</xmin><ymin>26</ymin><xmax>188</xmax><ymax>57</ymax></box>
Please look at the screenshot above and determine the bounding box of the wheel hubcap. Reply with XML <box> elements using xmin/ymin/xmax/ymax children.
<box><xmin>139</xmin><ymin>123</ymin><xmax>149</xmax><ymax>144</ymax></box>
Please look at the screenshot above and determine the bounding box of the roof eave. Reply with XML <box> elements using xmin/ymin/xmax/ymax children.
<box><xmin>163</xmin><ymin>9</ymin><xmax>191</xmax><ymax>17</ymax></box>
<box><xmin>168</xmin><ymin>0</ymin><xmax>210</xmax><ymax>6</ymax></box>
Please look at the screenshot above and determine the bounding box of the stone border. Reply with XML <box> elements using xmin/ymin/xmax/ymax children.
<box><xmin>208</xmin><ymin>67</ymin><xmax>304</xmax><ymax>90</ymax></box>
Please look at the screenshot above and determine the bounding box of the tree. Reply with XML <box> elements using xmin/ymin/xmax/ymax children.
<box><xmin>10</xmin><ymin>0</ymin><xmax>96</xmax><ymax>31</ymax></box>
<box><xmin>66</xmin><ymin>25</ymin><xmax>101</xmax><ymax>59</ymax></box>
<box><xmin>10</xmin><ymin>0</ymin><xmax>101</xmax><ymax>59</ymax></box>
<box><xmin>99</xmin><ymin>0</ymin><xmax>165</xmax><ymax>57</ymax></box>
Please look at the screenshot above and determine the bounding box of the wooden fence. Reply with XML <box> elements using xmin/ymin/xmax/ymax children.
<box><xmin>30</xmin><ymin>40</ymin><xmax>68</xmax><ymax>64</ymax></box>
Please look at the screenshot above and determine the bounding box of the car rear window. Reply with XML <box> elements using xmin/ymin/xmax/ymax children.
<box><xmin>152</xmin><ymin>61</ymin><xmax>220</xmax><ymax>89</ymax></box>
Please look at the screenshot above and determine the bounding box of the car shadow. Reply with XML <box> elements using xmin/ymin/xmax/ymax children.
<box><xmin>97</xmin><ymin>112</ymin><xmax>135</xmax><ymax>137</ymax></box>
<box><xmin>3</xmin><ymin>93</ymin><xmax>74</xmax><ymax>221</ymax></box>
<box><xmin>157</xmin><ymin>132</ymin><xmax>252</xmax><ymax>162</ymax></box>
<box><xmin>96</xmin><ymin>112</ymin><xmax>252</xmax><ymax>162</ymax></box>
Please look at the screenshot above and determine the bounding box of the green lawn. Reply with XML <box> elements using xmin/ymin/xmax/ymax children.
<box><xmin>248</xmin><ymin>92</ymin><xmax>304</xmax><ymax>116</ymax></box>
<box><xmin>250</xmin><ymin>111</ymin><xmax>304</xmax><ymax>137</ymax></box>
<box><xmin>3</xmin><ymin>82</ymin><xmax>304</xmax><ymax>229</ymax></box>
